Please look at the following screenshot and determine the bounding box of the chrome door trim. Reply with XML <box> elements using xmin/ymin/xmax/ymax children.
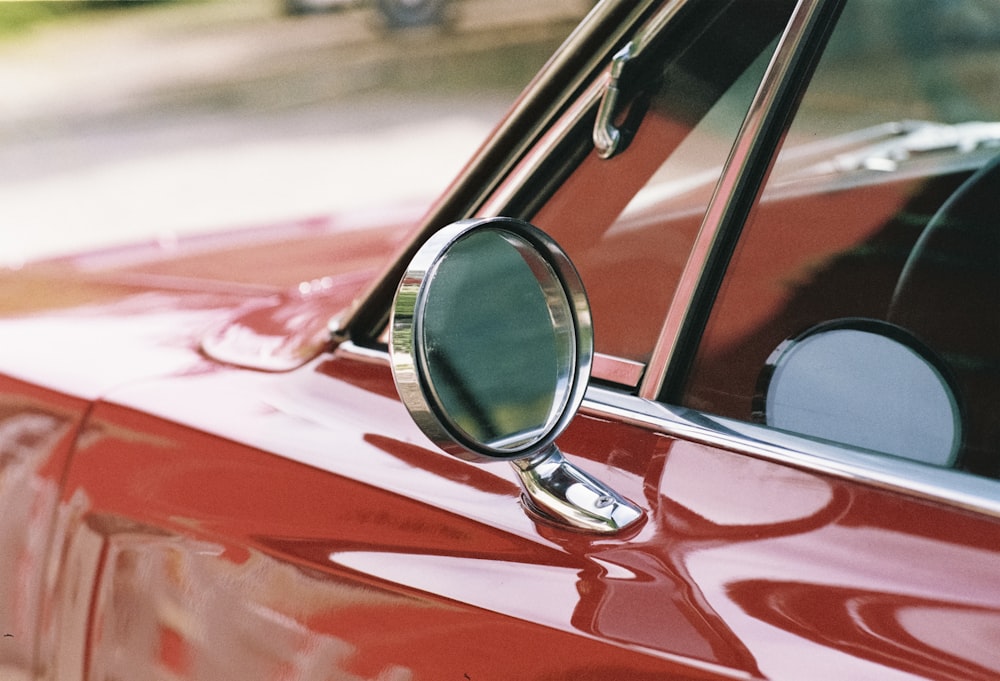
<box><xmin>583</xmin><ymin>386</ymin><xmax>1000</xmax><ymax>520</ymax></box>
<box><xmin>335</xmin><ymin>340</ymin><xmax>1000</xmax><ymax>521</ymax></box>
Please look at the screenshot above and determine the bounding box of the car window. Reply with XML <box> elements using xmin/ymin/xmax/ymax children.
<box><xmin>679</xmin><ymin>0</ymin><xmax>1000</xmax><ymax>477</ymax></box>
<box><xmin>531</xmin><ymin>0</ymin><xmax>796</xmax><ymax>366</ymax></box>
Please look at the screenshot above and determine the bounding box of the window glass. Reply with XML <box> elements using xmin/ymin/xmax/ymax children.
<box><xmin>681</xmin><ymin>0</ymin><xmax>1000</xmax><ymax>476</ymax></box>
<box><xmin>532</xmin><ymin>1</ymin><xmax>796</xmax><ymax>365</ymax></box>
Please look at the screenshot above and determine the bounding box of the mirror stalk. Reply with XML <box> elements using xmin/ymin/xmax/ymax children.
<box><xmin>513</xmin><ymin>445</ymin><xmax>644</xmax><ymax>534</ymax></box>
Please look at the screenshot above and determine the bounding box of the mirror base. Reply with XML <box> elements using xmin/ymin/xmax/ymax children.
<box><xmin>513</xmin><ymin>446</ymin><xmax>644</xmax><ymax>534</ymax></box>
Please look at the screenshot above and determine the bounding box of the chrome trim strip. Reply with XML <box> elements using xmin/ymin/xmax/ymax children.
<box><xmin>479</xmin><ymin>79</ymin><xmax>605</xmax><ymax>217</ymax></box>
<box><xmin>334</xmin><ymin>339</ymin><xmax>388</xmax><ymax>363</ymax></box>
<box><xmin>640</xmin><ymin>0</ymin><xmax>825</xmax><ymax>399</ymax></box>
<box><xmin>333</xmin><ymin>341</ymin><xmax>1000</xmax><ymax>518</ymax></box>
<box><xmin>583</xmin><ymin>386</ymin><xmax>1000</xmax><ymax>519</ymax></box>
<box><xmin>629</xmin><ymin>0</ymin><xmax>687</xmax><ymax>53</ymax></box>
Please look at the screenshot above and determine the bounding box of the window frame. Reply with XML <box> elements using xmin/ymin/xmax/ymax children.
<box><xmin>483</xmin><ymin>0</ymin><xmax>809</xmax><ymax>381</ymax></box>
<box><xmin>643</xmin><ymin>0</ymin><xmax>845</xmax><ymax>401</ymax></box>
<box><xmin>336</xmin><ymin>0</ymin><xmax>1000</xmax><ymax>517</ymax></box>
<box><xmin>340</xmin><ymin>0</ymin><xmax>812</xmax><ymax>381</ymax></box>
<box><xmin>338</xmin><ymin>0</ymin><xmax>664</xmax><ymax>346</ymax></box>
<box><xmin>621</xmin><ymin>0</ymin><xmax>1000</xmax><ymax>519</ymax></box>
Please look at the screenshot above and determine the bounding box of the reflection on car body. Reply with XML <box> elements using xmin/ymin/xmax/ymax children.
<box><xmin>4</xmin><ymin>0</ymin><xmax>1000</xmax><ymax>679</ymax></box>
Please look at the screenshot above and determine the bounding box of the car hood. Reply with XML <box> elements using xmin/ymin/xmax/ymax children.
<box><xmin>0</xmin><ymin>205</ymin><xmax>420</xmax><ymax>400</ymax></box>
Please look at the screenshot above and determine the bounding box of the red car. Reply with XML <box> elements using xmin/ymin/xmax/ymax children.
<box><xmin>4</xmin><ymin>0</ymin><xmax>1000</xmax><ymax>679</ymax></box>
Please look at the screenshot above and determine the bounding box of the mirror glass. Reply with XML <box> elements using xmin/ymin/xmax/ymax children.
<box><xmin>418</xmin><ymin>228</ymin><xmax>575</xmax><ymax>452</ymax></box>
<box><xmin>762</xmin><ymin>322</ymin><xmax>961</xmax><ymax>466</ymax></box>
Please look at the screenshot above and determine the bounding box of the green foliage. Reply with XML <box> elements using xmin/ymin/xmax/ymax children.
<box><xmin>0</xmin><ymin>2</ymin><xmax>87</xmax><ymax>37</ymax></box>
<box><xmin>0</xmin><ymin>1</ymin><xmax>169</xmax><ymax>40</ymax></box>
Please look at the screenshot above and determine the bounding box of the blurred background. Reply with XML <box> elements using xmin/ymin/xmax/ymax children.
<box><xmin>0</xmin><ymin>0</ymin><xmax>587</xmax><ymax>268</ymax></box>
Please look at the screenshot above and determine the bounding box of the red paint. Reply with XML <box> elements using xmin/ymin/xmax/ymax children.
<box><xmin>2</xmin><ymin>3</ymin><xmax>999</xmax><ymax>680</ymax></box>
<box><xmin>4</xmin><ymin>137</ymin><xmax>999</xmax><ymax>681</ymax></box>
<box><xmin>30</xmin><ymin>344</ymin><xmax>1000</xmax><ymax>679</ymax></box>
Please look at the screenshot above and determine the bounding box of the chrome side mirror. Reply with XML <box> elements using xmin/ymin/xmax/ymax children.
<box><xmin>390</xmin><ymin>217</ymin><xmax>643</xmax><ymax>533</ymax></box>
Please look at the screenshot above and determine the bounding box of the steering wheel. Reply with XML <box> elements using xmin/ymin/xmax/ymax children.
<box><xmin>888</xmin><ymin>152</ymin><xmax>1000</xmax><ymax>475</ymax></box>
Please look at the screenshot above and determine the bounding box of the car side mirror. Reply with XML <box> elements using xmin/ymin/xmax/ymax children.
<box><xmin>390</xmin><ymin>217</ymin><xmax>643</xmax><ymax>533</ymax></box>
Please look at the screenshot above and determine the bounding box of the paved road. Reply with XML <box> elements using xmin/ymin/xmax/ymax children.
<box><xmin>0</xmin><ymin>0</ymin><xmax>584</xmax><ymax>266</ymax></box>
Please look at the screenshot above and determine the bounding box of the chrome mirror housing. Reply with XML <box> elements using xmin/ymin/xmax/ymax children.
<box><xmin>390</xmin><ymin>217</ymin><xmax>643</xmax><ymax>533</ymax></box>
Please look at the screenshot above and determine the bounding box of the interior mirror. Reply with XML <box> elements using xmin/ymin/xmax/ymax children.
<box><xmin>390</xmin><ymin>217</ymin><xmax>643</xmax><ymax>533</ymax></box>
<box><xmin>756</xmin><ymin>319</ymin><xmax>962</xmax><ymax>467</ymax></box>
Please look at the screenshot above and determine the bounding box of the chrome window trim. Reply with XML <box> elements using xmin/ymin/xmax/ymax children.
<box><xmin>339</xmin><ymin>0</ymin><xmax>663</xmax><ymax>344</ymax></box>
<box><xmin>583</xmin><ymin>386</ymin><xmax>1000</xmax><ymax>519</ymax></box>
<box><xmin>640</xmin><ymin>0</ymin><xmax>832</xmax><ymax>399</ymax></box>
<box><xmin>336</xmin><ymin>339</ymin><xmax>388</xmax><ymax>363</ymax></box>
<box><xmin>336</xmin><ymin>1</ymin><xmax>1000</xmax><ymax>526</ymax></box>
<box><xmin>336</xmin><ymin>340</ymin><xmax>1000</xmax><ymax>520</ymax></box>
<box><xmin>480</xmin><ymin>0</ymin><xmax>693</xmax><ymax>217</ymax></box>
<box><xmin>478</xmin><ymin>78</ymin><xmax>605</xmax><ymax>217</ymax></box>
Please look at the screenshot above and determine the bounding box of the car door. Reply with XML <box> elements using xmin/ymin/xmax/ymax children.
<box><xmin>540</xmin><ymin>0</ymin><xmax>1000</xmax><ymax>677</ymax></box>
<box><xmin>656</xmin><ymin>0</ymin><xmax>1000</xmax><ymax>676</ymax></box>
<box><xmin>37</xmin><ymin>1</ymin><xmax>1000</xmax><ymax>680</ymax></box>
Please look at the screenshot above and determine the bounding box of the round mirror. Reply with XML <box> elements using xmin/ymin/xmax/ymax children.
<box><xmin>390</xmin><ymin>218</ymin><xmax>592</xmax><ymax>462</ymax></box>
<box><xmin>756</xmin><ymin>319</ymin><xmax>962</xmax><ymax>467</ymax></box>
